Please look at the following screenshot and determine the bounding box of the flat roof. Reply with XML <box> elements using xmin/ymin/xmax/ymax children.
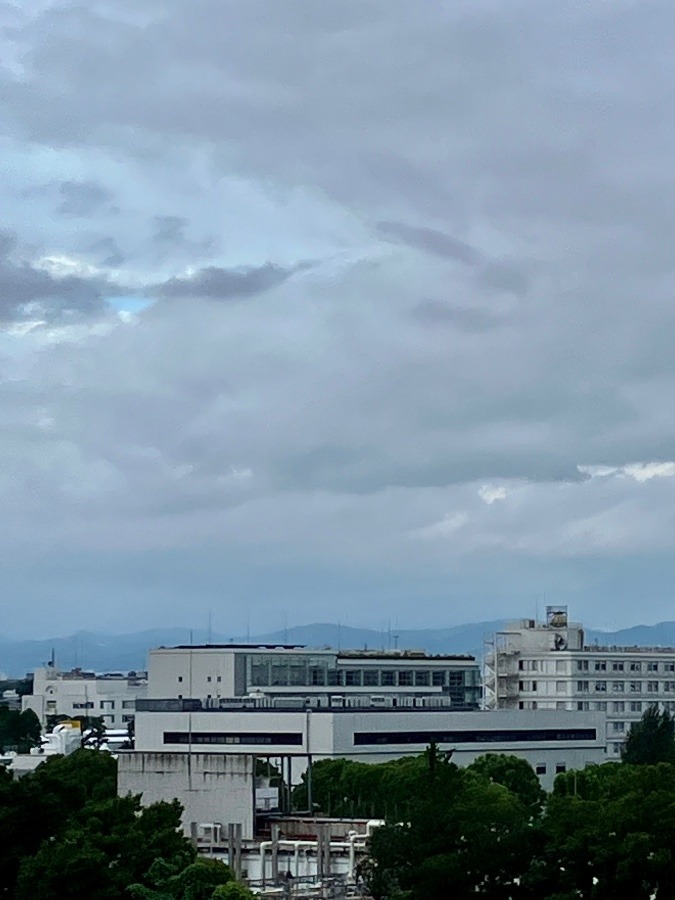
<box><xmin>159</xmin><ymin>645</ymin><xmax>475</xmax><ymax>661</ymax></box>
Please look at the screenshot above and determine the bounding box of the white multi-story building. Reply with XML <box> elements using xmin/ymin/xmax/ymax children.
<box><xmin>131</xmin><ymin>701</ymin><xmax>605</xmax><ymax>792</ymax></box>
<box><xmin>484</xmin><ymin>606</ymin><xmax>675</xmax><ymax>757</ymax></box>
<box><xmin>23</xmin><ymin>666</ymin><xmax>147</xmax><ymax>729</ymax></box>
<box><xmin>147</xmin><ymin>644</ymin><xmax>482</xmax><ymax>710</ymax></box>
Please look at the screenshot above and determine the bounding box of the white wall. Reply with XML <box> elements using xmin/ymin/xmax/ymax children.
<box><xmin>118</xmin><ymin>751</ymin><xmax>255</xmax><ymax>838</ymax></box>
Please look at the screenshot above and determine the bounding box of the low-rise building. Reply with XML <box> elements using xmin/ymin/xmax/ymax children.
<box><xmin>22</xmin><ymin>666</ymin><xmax>147</xmax><ymax>729</ymax></box>
<box><xmin>484</xmin><ymin>606</ymin><xmax>675</xmax><ymax>756</ymax></box>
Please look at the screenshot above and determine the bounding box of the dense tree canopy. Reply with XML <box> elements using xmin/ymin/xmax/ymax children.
<box><xmin>0</xmin><ymin>750</ymin><xmax>244</xmax><ymax>900</ymax></box>
<box><xmin>0</xmin><ymin>706</ymin><xmax>41</xmax><ymax>753</ymax></box>
<box><xmin>622</xmin><ymin>704</ymin><xmax>675</xmax><ymax>765</ymax></box>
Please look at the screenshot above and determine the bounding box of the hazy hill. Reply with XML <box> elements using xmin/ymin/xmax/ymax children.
<box><xmin>3</xmin><ymin>620</ymin><xmax>675</xmax><ymax>677</ymax></box>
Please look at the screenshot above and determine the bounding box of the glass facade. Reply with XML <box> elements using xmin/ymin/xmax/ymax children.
<box><xmin>244</xmin><ymin>653</ymin><xmax>479</xmax><ymax>707</ymax></box>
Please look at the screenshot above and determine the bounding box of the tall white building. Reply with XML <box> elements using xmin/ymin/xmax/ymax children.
<box><xmin>484</xmin><ymin>607</ymin><xmax>675</xmax><ymax>757</ymax></box>
<box><xmin>23</xmin><ymin>666</ymin><xmax>147</xmax><ymax>729</ymax></box>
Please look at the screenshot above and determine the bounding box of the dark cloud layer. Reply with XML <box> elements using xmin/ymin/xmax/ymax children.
<box><xmin>0</xmin><ymin>1</ymin><xmax>674</xmax><ymax>635</ymax></box>
<box><xmin>154</xmin><ymin>262</ymin><xmax>311</xmax><ymax>301</ymax></box>
<box><xmin>0</xmin><ymin>230</ymin><xmax>109</xmax><ymax>323</ymax></box>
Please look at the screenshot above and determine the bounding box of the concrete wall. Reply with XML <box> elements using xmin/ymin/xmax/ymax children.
<box><xmin>118</xmin><ymin>751</ymin><xmax>255</xmax><ymax>838</ymax></box>
<box><xmin>133</xmin><ymin>707</ymin><xmax>605</xmax><ymax>791</ymax></box>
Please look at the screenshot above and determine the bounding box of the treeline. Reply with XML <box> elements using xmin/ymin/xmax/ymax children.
<box><xmin>294</xmin><ymin>707</ymin><xmax>675</xmax><ymax>899</ymax></box>
<box><xmin>0</xmin><ymin>750</ymin><xmax>253</xmax><ymax>900</ymax></box>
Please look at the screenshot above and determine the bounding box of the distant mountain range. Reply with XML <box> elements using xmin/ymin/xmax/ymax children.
<box><xmin>4</xmin><ymin>620</ymin><xmax>675</xmax><ymax>677</ymax></box>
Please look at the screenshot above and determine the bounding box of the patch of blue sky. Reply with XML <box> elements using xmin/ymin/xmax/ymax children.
<box><xmin>106</xmin><ymin>295</ymin><xmax>154</xmax><ymax>314</ymax></box>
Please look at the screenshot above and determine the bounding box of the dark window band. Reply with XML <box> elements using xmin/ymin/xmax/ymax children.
<box><xmin>163</xmin><ymin>731</ymin><xmax>303</xmax><ymax>746</ymax></box>
<box><xmin>353</xmin><ymin>728</ymin><xmax>596</xmax><ymax>746</ymax></box>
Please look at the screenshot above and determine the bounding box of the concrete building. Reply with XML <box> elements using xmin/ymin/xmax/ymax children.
<box><xmin>23</xmin><ymin>666</ymin><xmax>147</xmax><ymax>729</ymax></box>
<box><xmin>132</xmin><ymin>699</ymin><xmax>605</xmax><ymax>791</ymax></box>
<box><xmin>484</xmin><ymin>606</ymin><xmax>675</xmax><ymax>757</ymax></box>
<box><xmin>147</xmin><ymin>644</ymin><xmax>481</xmax><ymax>709</ymax></box>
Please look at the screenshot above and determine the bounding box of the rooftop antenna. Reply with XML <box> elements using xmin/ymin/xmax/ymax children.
<box><xmin>393</xmin><ymin>633</ymin><xmax>399</xmax><ymax>650</ymax></box>
<box><xmin>48</xmin><ymin>647</ymin><xmax>55</xmax><ymax>669</ymax></box>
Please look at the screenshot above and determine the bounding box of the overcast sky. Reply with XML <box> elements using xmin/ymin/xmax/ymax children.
<box><xmin>1</xmin><ymin>1</ymin><xmax>675</xmax><ymax>638</ymax></box>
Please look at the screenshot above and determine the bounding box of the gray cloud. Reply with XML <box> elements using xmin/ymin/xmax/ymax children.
<box><xmin>152</xmin><ymin>215</ymin><xmax>188</xmax><ymax>244</ymax></box>
<box><xmin>57</xmin><ymin>180</ymin><xmax>113</xmax><ymax>216</ymax></box>
<box><xmin>1</xmin><ymin>1</ymin><xmax>675</xmax><ymax>633</ymax></box>
<box><xmin>0</xmin><ymin>230</ymin><xmax>110</xmax><ymax>323</ymax></box>
<box><xmin>377</xmin><ymin>221</ymin><xmax>480</xmax><ymax>265</ymax></box>
<box><xmin>154</xmin><ymin>262</ymin><xmax>311</xmax><ymax>301</ymax></box>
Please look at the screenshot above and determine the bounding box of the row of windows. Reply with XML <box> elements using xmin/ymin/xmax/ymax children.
<box><xmin>71</xmin><ymin>700</ymin><xmax>136</xmax><ymax>710</ymax></box>
<box><xmin>164</xmin><ymin>731</ymin><xmax>303</xmax><ymax>746</ymax></box>
<box><xmin>353</xmin><ymin>728</ymin><xmax>597</xmax><ymax>746</ymax></box>
<box><xmin>576</xmin><ymin>660</ymin><xmax>674</xmax><ymax>673</ymax></box>
<box><xmin>535</xmin><ymin>763</ymin><xmax>568</xmax><ymax>775</ymax></box>
<box><xmin>576</xmin><ymin>681</ymin><xmax>667</xmax><ymax>693</ymax></box>
<box><xmin>163</xmin><ymin>728</ymin><xmax>596</xmax><ymax>747</ymax></box>
<box><xmin>521</xmin><ymin>659</ymin><xmax>675</xmax><ymax>674</ymax></box>
<box><xmin>248</xmin><ymin>665</ymin><xmax>470</xmax><ymax>689</ymax></box>
<box><xmin>576</xmin><ymin>700</ymin><xmax>675</xmax><ymax>713</ymax></box>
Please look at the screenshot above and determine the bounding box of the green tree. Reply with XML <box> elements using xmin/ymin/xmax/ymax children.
<box><xmin>622</xmin><ymin>705</ymin><xmax>675</xmax><ymax>765</ymax></box>
<box><xmin>15</xmin><ymin>795</ymin><xmax>193</xmax><ymax>900</ymax></box>
<box><xmin>466</xmin><ymin>753</ymin><xmax>545</xmax><ymax>816</ymax></box>
<box><xmin>368</xmin><ymin>761</ymin><xmax>539</xmax><ymax>900</ymax></box>
<box><xmin>211</xmin><ymin>883</ymin><xmax>255</xmax><ymax>899</ymax></box>
<box><xmin>0</xmin><ymin>747</ymin><xmax>117</xmax><ymax>892</ymax></box>
<box><xmin>0</xmin><ymin>706</ymin><xmax>41</xmax><ymax>752</ymax></box>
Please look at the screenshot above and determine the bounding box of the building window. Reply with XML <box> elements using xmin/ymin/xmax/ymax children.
<box><xmin>629</xmin><ymin>662</ymin><xmax>641</xmax><ymax>672</ymax></box>
<box><xmin>178</xmin><ymin>676</ymin><xmax>183</xmax><ymax>683</ymax></box>
<box><xmin>595</xmin><ymin>702</ymin><xmax>607</xmax><ymax>711</ymax></box>
<box><xmin>398</xmin><ymin>671</ymin><xmax>413</xmax><ymax>687</ymax></box>
<box><xmin>380</xmin><ymin>671</ymin><xmax>395</xmax><ymax>686</ymax></box>
<box><xmin>362</xmin><ymin>670</ymin><xmax>378</xmax><ymax>687</ymax></box>
<box><xmin>164</xmin><ymin>731</ymin><xmax>303</xmax><ymax>746</ymax></box>
<box><xmin>530</xmin><ymin>660</ymin><xmax>538</xmax><ymax>672</ymax></box>
<box><xmin>648</xmin><ymin>662</ymin><xmax>658</xmax><ymax>672</ymax></box>
<box><xmin>352</xmin><ymin>727</ymin><xmax>597</xmax><ymax>746</ymax></box>
<box><xmin>327</xmin><ymin>670</ymin><xmax>344</xmax><ymax>686</ymax></box>
<box><xmin>556</xmin><ymin>681</ymin><xmax>565</xmax><ymax>693</ymax></box>
<box><xmin>531</xmin><ymin>681</ymin><xmax>538</xmax><ymax>692</ymax></box>
<box><xmin>577</xmin><ymin>660</ymin><xmax>589</xmax><ymax>672</ymax></box>
<box><xmin>207</xmin><ymin>676</ymin><xmax>212</xmax><ymax>683</ymax></box>
<box><xmin>594</xmin><ymin>681</ymin><xmax>607</xmax><ymax>692</ymax></box>
<box><xmin>647</xmin><ymin>681</ymin><xmax>658</xmax><ymax>693</ymax></box>
<box><xmin>519</xmin><ymin>681</ymin><xmax>525</xmax><ymax>691</ymax></box>
<box><xmin>122</xmin><ymin>701</ymin><xmax>135</xmax><ymax>710</ymax></box>
<box><xmin>415</xmin><ymin>671</ymin><xmax>431</xmax><ymax>687</ymax></box>
<box><xmin>613</xmin><ymin>722</ymin><xmax>625</xmax><ymax>733</ymax></box>
<box><xmin>576</xmin><ymin>681</ymin><xmax>589</xmax><ymax>692</ymax></box>
<box><xmin>556</xmin><ymin>701</ymin><xmax>567</xmax><ymax>710</ymax></box>
<box><xmin>100</xmin><ymin>700</ymin><xmax>115</xmax><ymax>710</ymax></box>
<box><xmin>612</xmin><ymin>662</ymin><xmax>624</xmax><ymax>672</ymax></box>
<box><xmin>73</xmin><ymin>702</ymin><xmax>94</xmax><ymax>710</ymax></box>
<box><xmin>594</xmin><ymin>662</ymin><xmax>607</xmax><ymax>672</ymax></box>
<box><xmin>612</xmin><ymin>682</ymin><xmax>624</xmax><ymax>692</ymax></box>
<box><xmin>629</xmin><ymin>682</ymin><xmax>642</xmax><ymax>693</ymax></box>
<box><xmin>217</xmin><ymin>676</ymin><xmax>222</xmax><ymax>682</ymax></box>
<box><xmin>665</xmin><ymin>663</ymin><xmax>675</xmax><ymax>673</ymax></box>
<box><xmin>535</xmin><ymin>764</ymin><xmax>547</xmax><ymax>775</ymax></box>
<box><xmin>630</xmin><ymin>701</ymin><xmax>642</xmax><ymax>713</ymax></box>
<box><xmin>310</xmin><ymin>667</ymin><xmax>326</xmax><ymax>686</ymax></box>
<box><xmin>122</xmin><ymin>714</ymin><xmax>134</xmax><ymax>723</ymax></box>
<box><xmin>555</xmin><ymin>764</ymin><xmax>567</xmax><ymax>774</ymax></box>
<box><xmin>613</xmin><ymin>702</ymin><xmax>625</xmax><ymax>712</ymax></box>
<box><xmin>432</xmin><ymin>672</ymin><xmax>445</xmax><ymax>687</ymax></box>
<box><xmin>577</xmin><ymin>701</ymin><xmax>589</xmax><ymax>711</ymax></box>
<box><xmin>345</xmin><ymin>670</ymin><xmax>362</xmax><ymax>687</ymax></box>
<box><xmin>666</xmin><ymin>682</ymin><xmax>675</xmax><ymax>693</ymax></box>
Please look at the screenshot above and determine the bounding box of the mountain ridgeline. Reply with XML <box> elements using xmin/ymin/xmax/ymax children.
<box><xmin>3</xmin><ymin>620</ymin><xmax>675</xmax><ymax>677</ymax></box>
